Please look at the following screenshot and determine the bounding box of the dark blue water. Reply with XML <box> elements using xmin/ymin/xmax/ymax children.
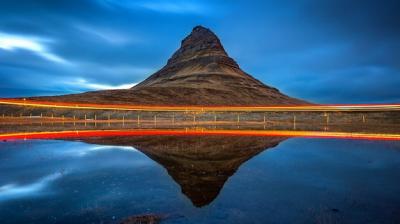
<box><xmin>0</xmin><ymin>137</ymin><xmax>399</xmax><ymax>223</ymax></box>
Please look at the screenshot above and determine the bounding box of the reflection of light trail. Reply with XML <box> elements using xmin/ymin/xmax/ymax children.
<box><xmin>0</xmin><ymin>129</ymin><xmax>399</xmax><ymax>141</ymax></box>
<box><xmin>0</xmin><ymin>99</ymin><xmax>400</xmax><ymax>112</ymax></box>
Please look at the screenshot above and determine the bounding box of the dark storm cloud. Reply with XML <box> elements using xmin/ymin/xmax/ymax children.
<box><xmin>0</xmin><ymin>0</ymin><xmax>399</xmax><ymax>103</ymax></box>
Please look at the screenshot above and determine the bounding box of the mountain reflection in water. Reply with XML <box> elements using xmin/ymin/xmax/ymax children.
<box><xmin>81</xmin><ymin>135</ymin><xmax>287</xmax><ymax>207</ymax></box>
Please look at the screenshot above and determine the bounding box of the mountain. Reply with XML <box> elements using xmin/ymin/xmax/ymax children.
<box><xmin>32</xmin><ymin>26</ymin><xmax>308</xmax><ymax>106</ymax></box>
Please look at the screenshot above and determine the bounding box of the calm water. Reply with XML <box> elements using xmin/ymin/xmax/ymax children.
<box><xmin>0</xmin><ymin>136</ymin><xmax>400</xmax><ymax>223</ymax></box>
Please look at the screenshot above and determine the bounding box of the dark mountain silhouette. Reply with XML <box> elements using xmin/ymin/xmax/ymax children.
<box><xmin>82</xmin><ymin>135</ymin><xmax>287</xmax><ymax>207</ymax></box>
<box><xmin>31</xmin><ymin>25</ymin><xmax>308</xmax><ymax>106</ymax></box>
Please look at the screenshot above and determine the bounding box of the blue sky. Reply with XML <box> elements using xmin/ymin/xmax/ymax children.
<box><xmin>0</xmin><ymin>0</ymin><xmax>399</xmax><ymax>104</ymax></box>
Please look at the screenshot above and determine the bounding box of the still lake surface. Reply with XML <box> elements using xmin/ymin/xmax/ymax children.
<box><xmin>0</xmin><ymin>136</ymin><xmax>399</xmax><ymax>223</ymax></box>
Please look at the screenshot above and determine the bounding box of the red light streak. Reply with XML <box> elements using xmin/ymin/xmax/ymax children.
<box><xmin>0</xmin><ymin>129</ymin><xmax>399</xmax><ymax>141</ymax></box>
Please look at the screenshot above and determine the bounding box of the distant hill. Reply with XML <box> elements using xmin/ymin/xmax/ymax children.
<box><xmin>31</xmin><ymin>26</ymin><xmax>309</xmax><ymax>106</ymax></box>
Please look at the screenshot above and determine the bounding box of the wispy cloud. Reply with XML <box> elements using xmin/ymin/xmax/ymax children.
<box><xmin>64</xmin><ymin>78</ymin><xmax>137</xmax><ymax>90</ymax></box>
<box><xmin>102</xmin><ymin>0</ymin><xmax>207</xmax><ymax>14</ymax></box>
<box><xmin>0</xmin><ymin>32</ymin><xmax>68</xmax><ymax>64</ymax></box>
<box><xmin>137</xmin><ymin>1</ymin><xmax>205</xmax><ymax>14</ymax></box>
<box><xmin>75</xmin><ymin>25</ymin><xmax>134</xmax><ymax>45</ymax></box>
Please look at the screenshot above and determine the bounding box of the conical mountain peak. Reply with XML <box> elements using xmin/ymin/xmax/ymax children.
<box><xmin>181</xmin><ymin>25</ymin><xmax>224</xmax><ymax>51</ymax></box>
<box><xmin>167</xmin><ymin>25</ymin><xmax>229</xmax><ymax>65</ymax></box>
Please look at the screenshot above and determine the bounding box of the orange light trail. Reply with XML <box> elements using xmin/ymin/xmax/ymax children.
<box><xmin>0</xmin><ymin>129</ymin><xmax>399</xmax><ymax>141</ymax></box>
<box><xmin>0</xmin><ymin>99</ymin><xmax>400</xmax><ymax>112</ymax></box>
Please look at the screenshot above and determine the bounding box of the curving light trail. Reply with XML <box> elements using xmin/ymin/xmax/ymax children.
<box><xmin>0</xmin><ymin>129</ymin><xmax>399</xmax><ymax>141</ymax></box>
<box><xmin>0</xmin><ymin>99</ymin><xmax>400</xmax><ymax>112</ymax></box>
